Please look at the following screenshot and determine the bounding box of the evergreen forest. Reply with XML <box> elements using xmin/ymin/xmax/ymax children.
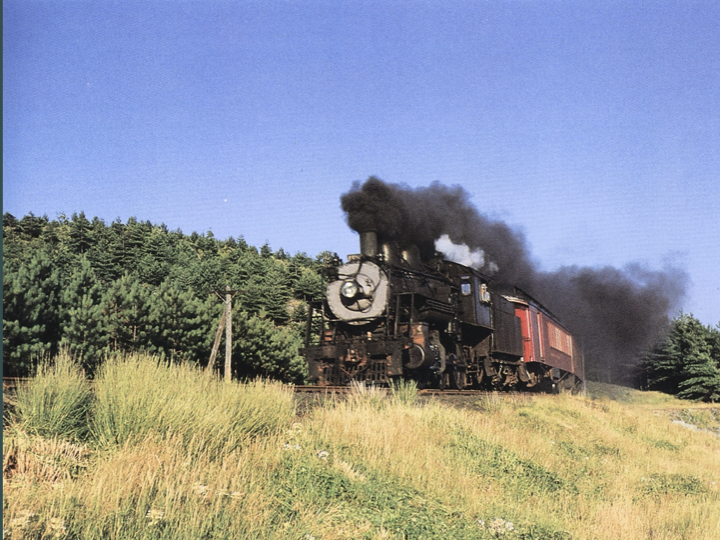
<box><xmin>3</xmin><ymin>212</ymin><xmax>334</xmax><ymax>382</ymax></box>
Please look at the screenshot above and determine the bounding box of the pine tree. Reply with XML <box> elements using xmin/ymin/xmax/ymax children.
<box><xmin>3</xmin><ymin>213</ymin><xmax>23</xmax><ymax>269</ymax></box>
<box><xmin>107</xmin><ymin>219</ymin><xmax>128</xmax><ymax>278</ymax></box>
<box><xmin>230</xmin><ymin>310</ymin><xmax>307</xmax><ymax>384</ymax></box>
<box><xmin>101</xmin><ymin>274</ymin><xmax>152</xmax><ymax>354</ymax></box>
<box><xmin>292</xmin><ymin>265</ymin><xmax>326</xmax><ymax>301</ymax></box>
<box><xmin>643</xmin><ymin>333</ymin><xmax>682</xmax><ymax>395</ymax></box>
<box><xmin>17</xmin><ymin>212</ymin><xmax>49</xmax><ymax>240</ymax></box>
<box><xmin>644</xmin><ymin>314</ymin><xmax>720</xmax><ymax>402</ymax></box>
<box><xmin>3</xmin><ymin>248</ymin><xmax>62</xmax><ymax>375</ymax></box>
<box><xmin>676</xmin><ymin>318</ymin><xmax>720</xmax><ymax>402</ymax></box>
<box><xmin>147</xmin><ymin>280</ymin><xmax>213</xmax><ymax>363</ymax></box>
<box><xmin>4</xmin><ymin>212</ymin><xmax>322</xmax><ymax>381</ymax></box>
<box><xmin>255</xmin><ymin>258</ymin><xmax>292</xmax><ymax>324</ymax></box>
<box><xmin>69</xmin><ymin>211</ymin><xmax>93</xmax><ymax>255</ymax></box>
<box><xmin>59</xmin><ymin>257</ymin><xmax>108</xmax><ymax>375</ymax></box>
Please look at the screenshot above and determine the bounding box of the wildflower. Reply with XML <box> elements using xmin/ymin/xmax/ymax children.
<box><xmin>477</xmin><ymin>519</ymin><xmax>485</xmax><ymax>528</ymax></box>
<box><xmin>317</xmin><ymin>450</ymin><xmax>329</xmax><ymax>460</ymax></box>
<box><xmin>305</xmin><ymin>535</ymin><xmax>315</xmax><ymax>540</ymax></box>
<box><xmin>146</xmin><ymin>508</ymin><xmax>165</xmax><ymax>525</ymax></box>
<box><xmin>283</xmin><ymin>443</ymin><xmax>301</xmax><ymax>450</ymax></box>
<box><xmin>488</xmin><ymin>518</ymin><xmax>512</xmax><ymax>535</ymax></box>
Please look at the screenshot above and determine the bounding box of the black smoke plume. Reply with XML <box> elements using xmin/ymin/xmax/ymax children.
<box><xmin>341</xmin><ymin>177</ymin><xmax>536</xmax><ymax>287</ymax></box>
<box><xmin>341</xmin><ymin>177</ymin><xmax>687</xmax><ymax>384</ymax></box>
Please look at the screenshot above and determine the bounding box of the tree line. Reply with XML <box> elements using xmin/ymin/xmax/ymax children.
<box><xmin>642</xmin><ymin>313</ymin><xmax>720</xmax><ymax>402</ymax></box>
<box><xmin>3</xmin><ymin>212</ymin><xmax>332</xmax><ymax>382</ymax></box>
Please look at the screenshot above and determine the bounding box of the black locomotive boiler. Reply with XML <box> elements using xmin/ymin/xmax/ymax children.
<box><xmin>303</xmin><ymin>231</ymin><xmax>583</xmax><ymax>392</ymax></box>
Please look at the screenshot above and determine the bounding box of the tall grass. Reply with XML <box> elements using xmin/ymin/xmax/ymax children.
<box><xmin>13</xmin><ymin>350</ymin><xmax>93</xmax><ymax>441</ymax></box>
<box><xmin>91</xmin><ymin>354</ymin><xmax>295</xmax><ymax>457</ymax></box>
<box><xmin>4</xmin><ymin>353</ymin><xmax>298</xmax><ymax>539</ymax></box>
<box><xmin>4</xmin><ymin>356</ymin><xmax>719</xmax><ymax>540</ymax></box>
<box><xmin>389</xmin><ymin>378</ymin><xmax>419</xmax><ymax>406</ymax></box>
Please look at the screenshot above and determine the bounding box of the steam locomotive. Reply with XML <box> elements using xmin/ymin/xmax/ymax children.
<box><xmin>303</xmin><ymin>231</ymin><xmax>583</xmax><ymax>392</ymax></box>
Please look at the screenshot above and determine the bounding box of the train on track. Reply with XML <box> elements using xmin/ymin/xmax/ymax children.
<box><xmin>302</xmin><ymin>231</ymin><xmax>583</xmax><ymax>393</ymax></box>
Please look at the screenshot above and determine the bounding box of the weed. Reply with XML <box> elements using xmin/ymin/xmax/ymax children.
<box><xmin>272</xmin><ymin>447</ymin><xmax>483</xmax><ymax>539</ymax></box>
<box><xmin>389</xmin><ymin>378</ymin><xmax>419</xmax><ymax>406</ymax></box>
<box><xmin>346</xmin><ymin>380</ymin><xmax>388</xmax><ymax>409</ymax></box>
<box><xmin>3</xmin><ymin>428</ymin><xmax>92</xmax><ymax>482</ymax></box>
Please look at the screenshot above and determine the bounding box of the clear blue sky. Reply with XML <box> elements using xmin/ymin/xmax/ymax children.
<box><xmin>4</xmin><ymin>1</ymin><xmax>719</xmax><ymax>326</ymax></box>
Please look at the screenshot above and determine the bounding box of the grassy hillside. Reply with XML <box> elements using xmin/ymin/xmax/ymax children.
<box><xmin>4</xmin><ymin>354</ymin><xmax>719</xmax><ymax>540</ymax></box>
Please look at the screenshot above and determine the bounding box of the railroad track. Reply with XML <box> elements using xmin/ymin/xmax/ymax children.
<box><xmin>292</xmin><ymin>385</ymin><xmax>502</xmax><ymax>397</ymax></box>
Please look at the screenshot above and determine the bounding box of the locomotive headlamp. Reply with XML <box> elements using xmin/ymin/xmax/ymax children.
<box><xmin>341</xmin><ymin>280</ymin><xmax>359</xmax><ymax>299</ymax></box>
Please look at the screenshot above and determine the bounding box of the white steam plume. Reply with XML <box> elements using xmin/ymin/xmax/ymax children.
<box><xmin>435</xmin><ymin>234</ymin><xmax>489</xmax><ymax>271</ymax></box>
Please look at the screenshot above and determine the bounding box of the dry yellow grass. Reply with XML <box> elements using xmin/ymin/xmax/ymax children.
<box><xmin>4</xmin><ymin>356</ymin><xmax>718</xmax><ymax>539</ymax></box>
<box><xmin>305</xmin><ymin>389</ymin><xmax>720</xmax><ymax>540</ymax></box>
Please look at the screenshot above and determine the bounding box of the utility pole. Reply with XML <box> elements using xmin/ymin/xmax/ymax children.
<box><xmin>224</xmin><ymin>285</ymin><xmax>232</xmax><ymax>382</ymax></box>
<box><xmin>206</xmin><ymin>310</ymin><xmax>226</xmax><ymax>374</ymax></box>
<box><xmin>209</xmin><ymin>286</ymin><xmax>238</xmax><ymax>382</ymax></box>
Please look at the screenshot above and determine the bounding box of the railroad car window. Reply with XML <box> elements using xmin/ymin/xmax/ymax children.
<box><xmin>548</xmin><ymin>322</ymin><xmax>573</xmax><ymax>355</ymax></box>
<box><xmin>461</xmin><ymin>282</ymin><xmax>471</xmax><ymax>295</ymax></box>
<box><xmin>480</xmin><ymin>283</ymin><xmax>491</xmax><ymax>303</ymax></box>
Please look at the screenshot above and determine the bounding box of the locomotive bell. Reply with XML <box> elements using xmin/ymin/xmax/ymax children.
<box><xmin>381</xmin><ymin>240</ymin><xmax>401</xmax><ymax>265</ymax></box>
<box><xmin>402</xmin><ymin>244</ymin><xmax>421</xmax><ymax>268</ymax></box>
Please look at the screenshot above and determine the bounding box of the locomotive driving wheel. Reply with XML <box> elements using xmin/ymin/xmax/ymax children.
<box><xmin>448</xmin><ymin>353</ymin><xmax>468</xmax><ymax>390</ymax></box>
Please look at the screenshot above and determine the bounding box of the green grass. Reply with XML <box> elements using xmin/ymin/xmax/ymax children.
<box><xmin>4</xmin><ymin>358</ymin><xmax>720</xmax><ymax>540</ymax></box>
<box><xmin>585</xmin><ymin>381</ymin><xmax>682</xmax><ymax>406</ymax></box>
<box><xmin>91</xmin><ymin>354</ymin><xmax>295</xmax><ymax>457</ymax></box>
<box><xmin>12</xmin><ymin>351</ymin><xmax>93</xmax><ymax>441</ymax></box>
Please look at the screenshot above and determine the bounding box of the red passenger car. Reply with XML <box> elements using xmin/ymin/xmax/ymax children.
<box><xmin>507</xmin><ymin>295</ymin><xmax>583</xmax><ymax>392</ymax></box>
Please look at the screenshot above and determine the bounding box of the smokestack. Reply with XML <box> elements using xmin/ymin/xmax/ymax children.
<box><xmin>360</xmin><ymin>230</ymin><xmax>378</xmax><ymax>257</ymax></box>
